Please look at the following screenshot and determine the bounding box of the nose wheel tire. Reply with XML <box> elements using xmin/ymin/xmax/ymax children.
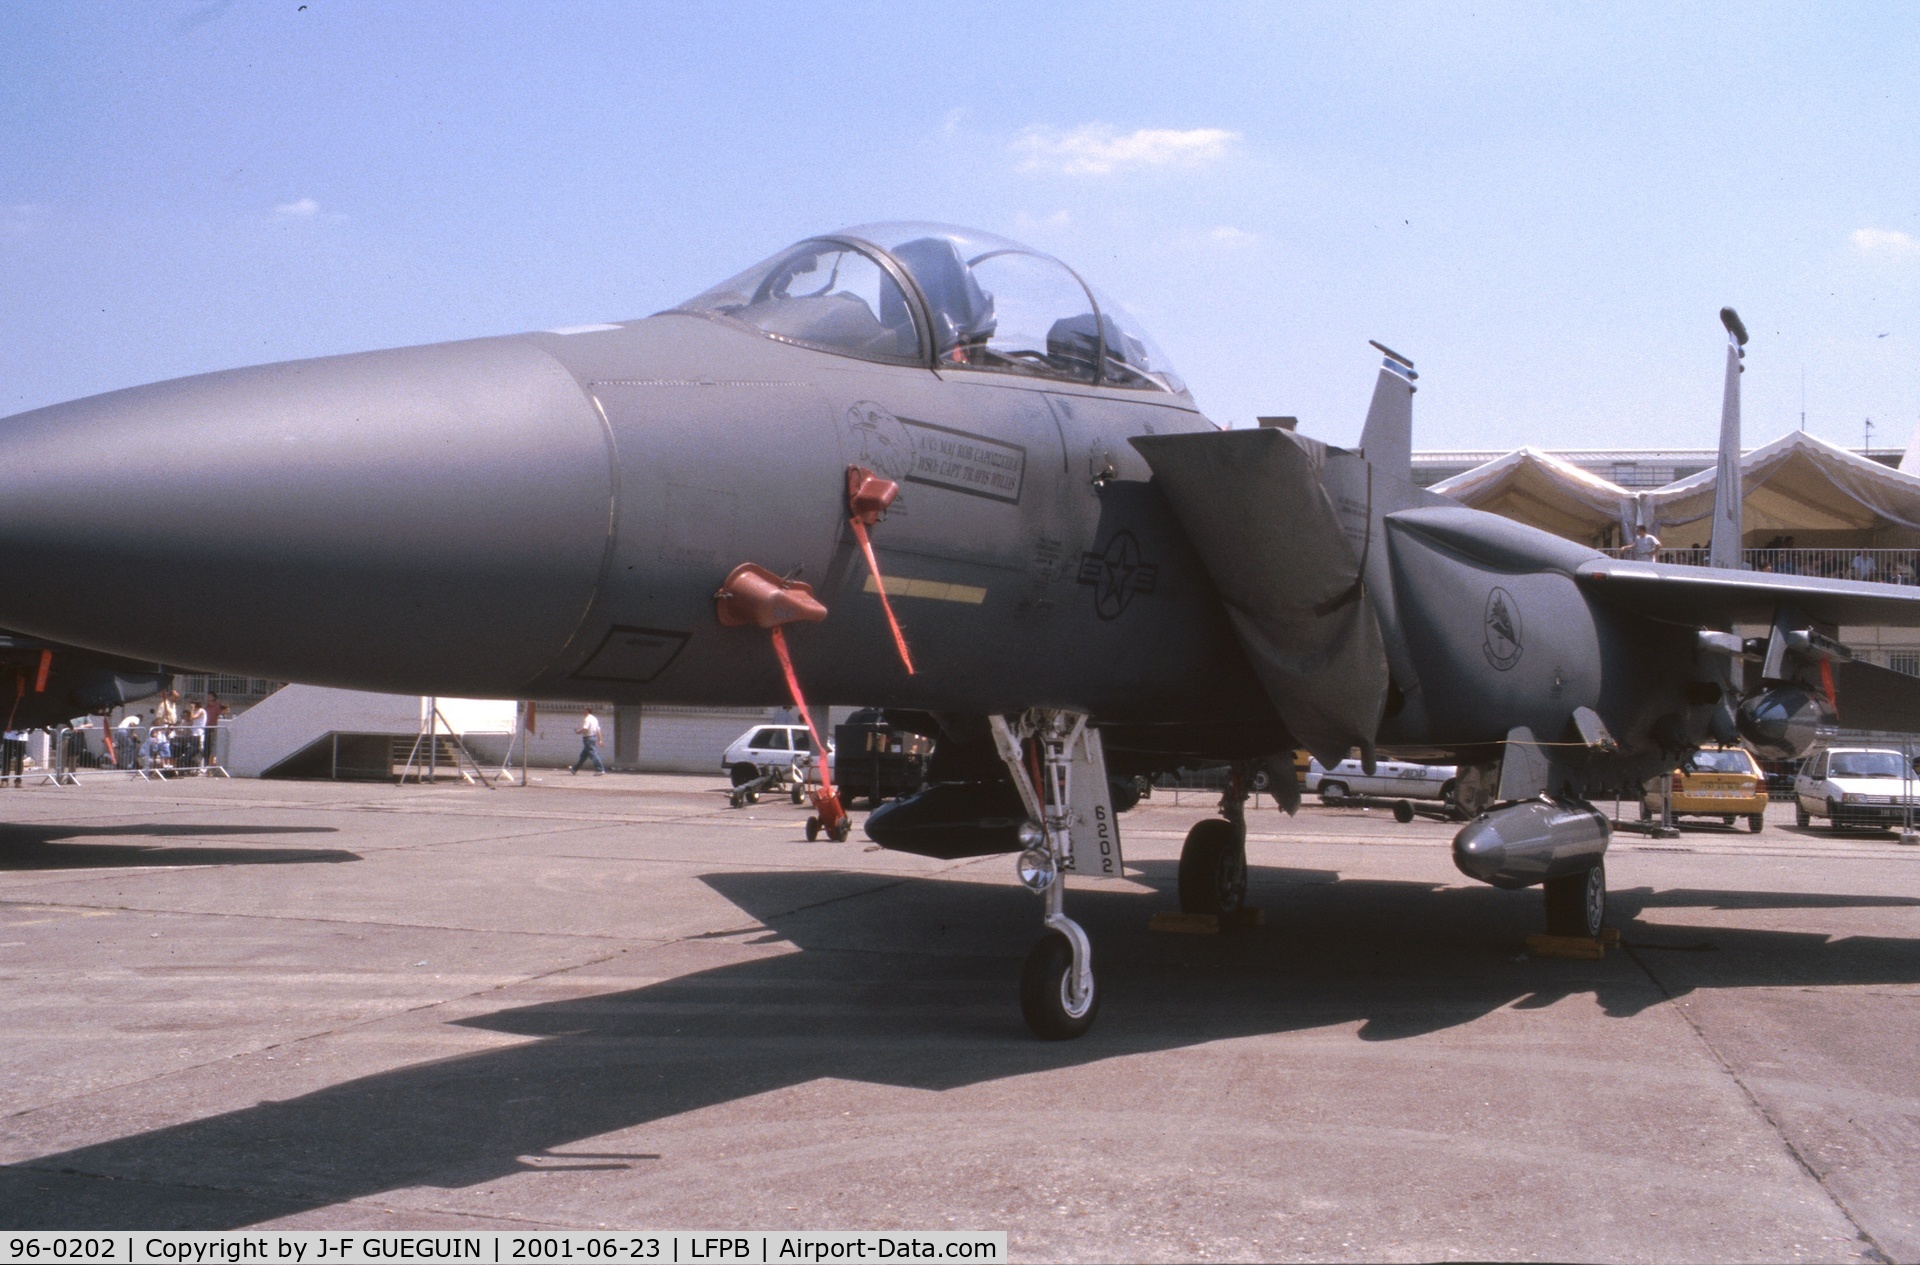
<box><xmin>1543</xmin><ymin>860</ymin><xmax>1606</xmax><ymax>938</ymax></box>
<box><xmin>1020</xmin><ymin>930</ymin><xmax>1098</xmax><ymax>1040</ymax></box>
<box><xmin>1178</xmin><ymin>817</ymin><xmax>1247</xmax><ymax>915</ymax></box>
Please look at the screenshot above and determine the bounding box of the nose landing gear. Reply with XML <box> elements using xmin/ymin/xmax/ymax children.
<box><xmin>992</xmin><ymin>710</ymin><xmax>1114</xmax><ymax>1040</ymax></box>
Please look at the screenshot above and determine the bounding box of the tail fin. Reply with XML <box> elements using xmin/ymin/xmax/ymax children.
<box><xmin>1358</xmin><ymin>339</ymin><xmax>1416</xmax><ymax>482</ymax></box>
<box><xmin>1709</xmin><ymin>308</ymin><xmax>1746</xmax><ymax>569</ymax></box>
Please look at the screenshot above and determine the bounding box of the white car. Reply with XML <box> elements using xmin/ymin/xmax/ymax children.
<box><xmin>1305</xmin><ymin>756</ymin><xmax>1458</xmax><ymax>803</ymax></box>
<box><xmin>722</xmin><ymin>723</ymin><xmax>828</xmax><ymax>786</ymax></box>
<box><xmin>1793</xmin><ymin>747</ymin><xmax>1920</xmax><ymax>830</ymax></box>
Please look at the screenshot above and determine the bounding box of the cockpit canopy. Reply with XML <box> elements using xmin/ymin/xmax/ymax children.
<box><xmin>673</xmin><ymin>222</ymin><xmax>1184</xmax><ymax>394</ymax></box>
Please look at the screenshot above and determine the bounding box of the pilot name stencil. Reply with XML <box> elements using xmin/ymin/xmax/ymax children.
<box><xmin>898</xmin><ymin>418</ymin><xmax>1025</xmax><ymax>504</ymax></box>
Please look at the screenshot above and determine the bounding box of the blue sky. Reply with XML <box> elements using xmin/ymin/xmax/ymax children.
<box><xmin>2</xmin><ymin>2</ymin><xmax>1916</xmax><ymax>453</ymax></box>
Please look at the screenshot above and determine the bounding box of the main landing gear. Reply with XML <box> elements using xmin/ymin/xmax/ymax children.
<box><xmin>992</xmin><ymin>711</ymin><xmax>1100</xmax><ymax>1040</ymax></box>
<box><xmin>1178</xmin><ymin>771</ymin><xmax>1250</xmax><ymax>916</ymax></box>
<box><xmin>1543</xmin><ymin>858</ymin><xmax>1607</xmax><ymax>938</ymax></box>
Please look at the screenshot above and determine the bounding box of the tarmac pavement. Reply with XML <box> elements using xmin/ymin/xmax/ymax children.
<box><xmin>2</xmin><ymin>774</ymin><xmax>1918</xmax><ymax>1262</ymax></box>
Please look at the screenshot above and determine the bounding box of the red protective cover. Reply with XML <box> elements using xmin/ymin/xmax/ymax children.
<box><xmin>714</xmin><ymin>563</ymin><xmax>828</xmax><ymax>629</ymax></box>
<box><xmin>846</xmin><ymin>465</ymin><xmax>899</xmax><ymax>526</ymax></box>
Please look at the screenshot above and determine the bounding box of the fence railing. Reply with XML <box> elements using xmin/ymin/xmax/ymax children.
<box><xmin>1</xmin><ymin>725</ymin><xmax>233</xmax><ymax>787</ymax></box>
<box><xmin>1603</xmin><ymin>546</ymin><xmax>1920</xmax><ymax>583</ymax></box>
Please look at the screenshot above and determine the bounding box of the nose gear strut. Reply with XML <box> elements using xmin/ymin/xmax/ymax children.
<box><xmin>992</xmin><ymin>710</ymin><xmax>1100</xmax><ymax>1039</ymax></box>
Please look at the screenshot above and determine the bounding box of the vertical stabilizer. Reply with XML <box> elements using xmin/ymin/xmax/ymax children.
<box><xmin>1358</xmin><ymin>340</ymin><xmax>1416</xmax><ymax>482</ymax></box>
<box><xmin>1710</xmin><ymin>308</ymin><xmax>1747</xmax><ymax>569</ymax></box>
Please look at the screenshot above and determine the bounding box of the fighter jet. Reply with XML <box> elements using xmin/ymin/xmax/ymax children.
<box><xmin>4</xmin><ymin>223</ymin><xmax>1918</xmax><ymax>1038</ymax></box>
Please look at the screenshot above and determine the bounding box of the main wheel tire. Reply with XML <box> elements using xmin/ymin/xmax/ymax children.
<box><xmin>1748</xmin><ymin>813</ymin><xmax>1765</xmax><ymax>833</ymax></box>
<box><xmin>729</xmin><ymin>762</ymin><xmax>758</xmax><ymax>787</ymax></box>
<box><xmin>1393</xmin><ymin>799</ymin><xmax>1415</xmax><ymax>823</ymax></box>
<box><xmin>1320</xmin><ymin>781</ymin><xmax>1349</xmax><ymax>803</ymax></box>
<box><xmin>1543</xmin><ymin>860</ymin><xmax>1606</xmax><ymax>938</ymax></box>
<box><xmin>1019</xmin><ymin>931</ymin><xmax>1098</xmax><ymax>1040</ymax></box>
<box><xmin>1795</xmin><ymin>802</ymin><xmax>1809</xmax><ymax>828</ymax></box>
<box><xmin>1178</xmin><ymin>818</ymin><xmax>1247</xmax><ymax>915</ymax></box>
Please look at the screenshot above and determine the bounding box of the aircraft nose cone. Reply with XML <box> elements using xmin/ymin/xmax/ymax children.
<box><xmin>0</xmin><ymin>337</ymin><xmax>613</xmax><ymax>694</ymax></box>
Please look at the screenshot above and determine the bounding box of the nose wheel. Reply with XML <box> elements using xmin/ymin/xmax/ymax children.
<box><xmin>992</xmin><ymin>711</ymin><xmax>1107</xmax><ymax>1041</ymax></box>
<box><xmin>1021</xmin><ymin>926</ymin><xmax>1098</xmax><ymax>1040</ymax></box>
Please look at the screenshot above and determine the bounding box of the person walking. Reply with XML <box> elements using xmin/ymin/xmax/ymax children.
<box><xmin>1627</xmin><ymin>524</ymin><xmax>1662</xmax><ymax>561</ymax></box>
<box><xmin>572</xmin><ymin>709</ymin><xmax>606</xmax><ymax>775</ymax></box>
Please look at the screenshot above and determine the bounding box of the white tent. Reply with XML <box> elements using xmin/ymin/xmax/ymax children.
<box><xmin>1431</xmin><ymin>430</ymin><xmax>1920</xmax><ymax>547</ymax></box>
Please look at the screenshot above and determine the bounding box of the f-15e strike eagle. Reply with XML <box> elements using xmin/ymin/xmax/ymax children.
<box><xmin>5</xmin><ymin>223</ymin><xmax>1918</xmax><ymax>1038</ymax></box>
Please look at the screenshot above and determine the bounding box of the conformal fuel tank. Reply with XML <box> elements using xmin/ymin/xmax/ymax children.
<box><xmin>1452</xmin><ymin>798</ymin><xmax>1610</xmax><ymax>890</ymax></box>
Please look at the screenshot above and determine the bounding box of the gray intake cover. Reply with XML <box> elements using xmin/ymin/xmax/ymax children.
<box><xmin>1133</xmin><ymin>428</ymin><xmax>1389</xmax><ymax>766</ymax></box>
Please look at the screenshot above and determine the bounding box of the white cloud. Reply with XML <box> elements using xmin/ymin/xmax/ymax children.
<box><xmin>275</xmin><ymin>197</ymin><xmax>320</xmax><ymax>217</ymax></box>
<box><xmin>1210</xmin><ymin>225</ymin><xmax>1257</xmax><ymax>246</ymax></box>
<box><xmin>1013</xmin><ymin>125</ymin><xmax>1237</xmax><ymax>176</ymax></box>
<box><xmin>1014</xmin><ymin>209</ymin><xmax>1072</xmax><ymax>232</ymax></box>
<box><xmin>1851</xmin><ymin>227</ymin><xmax>1919</xmax><ymax>259</ymax></box>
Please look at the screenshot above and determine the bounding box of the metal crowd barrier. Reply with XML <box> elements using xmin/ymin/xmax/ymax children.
<box><xmin>1</xmin><ymin>724</ymin><xmax>233</xmax><ymax>788</ymax></box>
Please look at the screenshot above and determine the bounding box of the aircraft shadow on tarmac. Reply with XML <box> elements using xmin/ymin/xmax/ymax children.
<box><xmin>5</xmin><ymin>859</ymin><xmax>1919</xmax><ymax>1228</ymax></box>
<box><xmin>0</xmin><ymin>821</ymin><xmax>354</xmax><ymax>870</ymax></box>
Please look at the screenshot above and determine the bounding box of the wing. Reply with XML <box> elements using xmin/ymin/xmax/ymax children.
<box><xmin>1575</xmin><ymin>559</ymin><xmax>1920</xmax><ymax>628</ymax></box>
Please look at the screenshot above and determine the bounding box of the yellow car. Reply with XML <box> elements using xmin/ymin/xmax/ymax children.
<box><xmin>1642</xmin><ymin>745</ymin><xmax>1768</xmax><ymax>831</ymax></box>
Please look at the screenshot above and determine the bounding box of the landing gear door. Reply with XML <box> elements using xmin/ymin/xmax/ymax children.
<box><xmin>1062</xmin><ymin>727</ymin><xmax>1124</xmax><ymax>878</ymax></box>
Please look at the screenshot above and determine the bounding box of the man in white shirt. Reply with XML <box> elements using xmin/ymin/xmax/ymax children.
<box><xmin>1628</xmin><ymin>524</ymin><xmax>1662</xmax><ymax>561</ymax></box>
<box><xmin>115</xmin><ymin>713</ymin><xmax>139</xmax><ymax>769</ymax></box>
<box><xmin>572</xmin><ymin>709</ymin><xmax>606</xmax><ymax>775</ymax></box>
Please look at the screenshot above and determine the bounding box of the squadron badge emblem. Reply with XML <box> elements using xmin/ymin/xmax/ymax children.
<box><xmin>1483</xmin><ymin>586</ymin><xmax>1523</xmax><ymax>671</ymax></box>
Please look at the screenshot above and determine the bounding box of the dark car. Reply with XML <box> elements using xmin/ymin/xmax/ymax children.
<box><xmin>832</xmin><ymin>709</ymin><xmax>933</xmax><ymax>808</ymax></box>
